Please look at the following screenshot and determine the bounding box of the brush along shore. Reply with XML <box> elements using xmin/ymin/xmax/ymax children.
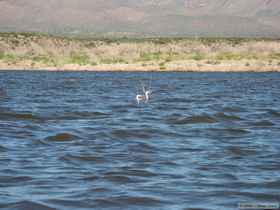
<box><xmin>0</xmin><ymin>33</ymin><xmax>279</xmax><ymax>71</ymax></box>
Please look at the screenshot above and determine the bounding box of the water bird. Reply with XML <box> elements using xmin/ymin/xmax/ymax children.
<box><xmin>136</xmin><ymin>94</ymin><xmax>146</xmax><ymax>104</ymax></box>
<box><xmin>136</xmin><ymin>80</ymin><xmax>152</xmax><ymax>104</ymax></box>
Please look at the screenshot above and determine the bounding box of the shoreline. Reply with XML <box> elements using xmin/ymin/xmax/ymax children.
<box><xmin>1</xmin><ymin>33</ymin><xmax>279</xmax><ymax>72</ymax></box>
<box><xmin>0</xmin><ymin>63</ymin><xmax>279</xmax><ymax>72</ymax></box>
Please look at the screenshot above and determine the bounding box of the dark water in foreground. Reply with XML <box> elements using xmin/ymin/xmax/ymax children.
<box><xmin>0</xmin><ymin>71</ymin><xmax>279</xmax><ymax>210</ymax></box>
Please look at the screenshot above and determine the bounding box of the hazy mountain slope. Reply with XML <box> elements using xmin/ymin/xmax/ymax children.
<box><xmin>0</xmin><ymin>0</ymin><xmax>279</xmax><ymax>37</ymax></box>
<box><xmin>183</xmin><ymin>0</ymin><xmax>280</xmax><ymax>16</ymax></box>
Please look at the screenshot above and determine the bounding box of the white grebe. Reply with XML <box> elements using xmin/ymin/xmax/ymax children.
<box><xmin>136</xmin><ymin>76</ymin><xmax>152</xmax><ymax>104</ymax></box>
<box><xmin>136</xmin><ymin>86</ymin><xmax>152</xmax><ymax>104</ymax></box>
<box><xmin>145</xmin><ymin>90</ymin><xmax>151</xmax><ymax>102</ymax></box>
<box><xmin>136</xmin><ymin>94</ymin><xmax>145</xmax><ymax>104</ymax></box>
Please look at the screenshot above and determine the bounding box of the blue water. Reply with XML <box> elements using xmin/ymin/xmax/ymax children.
<box><xmin>0</xmin><ymin>71</ymin><xmax>280</xmax><ymax>210</ymax></box>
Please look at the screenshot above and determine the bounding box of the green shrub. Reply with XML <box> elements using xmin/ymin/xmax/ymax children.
<box><xmin>191</xmin><ymin>52</ymin><xmax>205</xmax><ymax>61</ymax></box>
<box><xmin>142</xmin><ymin>63</ymin><xmax>148</xmax><ymax>67</ymax></box>
<box><xmin>269</xmin><ymin>53</ymin><xmax>280</xmax><ymax>60</ymax></box>
<box><xmin>69</xmin><ymin>52</ymin><xmax>90</xmax><ymax>65</ymax></box>
<box><xmin>0</xmin><ymin>51</ymin><xmax>4</xmax><ymax>60</ymax></box>
<box><xmin>85</xmin><ymin>42</ymin><xmax>97</xmax><ymax>48</ymax></box>
<box><xmin>152</xmin><ymin>38</ymin><xmax>171</xmax><ymax>45</ymax></box>
<box><xmin>100</xmin><ymin>58</ymin><xmax>112</xmax><ymax>64</ymax></box>
<box><xmin>33</xmin><ymin>55</ymin><xmax>52</xmax><ymax>64</ymax></box>
<box><xmin>216</xmin><ymin>52</ymin><xmax>242</xmax><ymax>61</ymax></box>
<box><xmin>165</xmin><ymin>57</ymin><xmax>172</xmax><ymax>62</ymax></box>
<box><xmin>159</xmin><ymin>62</ymin><xmax>166</xmax><ymax>70</ymax></box>
<box><xmin>139</xmin><ymin>52</ymin><xmax>161</xmax><ymax>61</ymax></box>
<box><xmin>244</xmin><ymin>53</ymin><xmax>258</xmax><ymax>60</ymax></box>
<box><xmin>91</xmin><ymin>61</ymin><xmax>97</xmax><ymax>66</ymax></box>
<box><xmin>206</xmin><ymin>60</ymin><xmax>220</xmax><ymax>65</ymax></box>
<box><xmin>3</xmin><ymin>53</ymin><xmax>17</xmax><ymax>62</ymax></box>
<box><xmin>100</xmin><ymin>58</ymin><xmax>126</xmax><ymax>64</ymax></box>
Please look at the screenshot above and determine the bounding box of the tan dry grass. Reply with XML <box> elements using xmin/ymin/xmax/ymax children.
<box><xmin>0</xmin><ymin>34</ymin><xmax>280</xmax><ymax>71</ymax></box>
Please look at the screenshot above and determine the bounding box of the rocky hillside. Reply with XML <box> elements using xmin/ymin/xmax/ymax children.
<box><xmin>0</xmin><ymin>0</ymin><xmax>280</xmax><ymax>37</ymax></box>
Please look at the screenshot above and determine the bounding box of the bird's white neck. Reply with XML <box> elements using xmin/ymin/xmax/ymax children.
<box><xmin>145</xmin><ymin>90</ymin><xmax>151</xmax><ymax>101</ymax></box>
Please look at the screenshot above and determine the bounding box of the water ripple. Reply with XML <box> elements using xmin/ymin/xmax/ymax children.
<box><xmin>45</xmin><ymin>133</ymin><xmax>79</xmax><ymax>142</ymax></box>
<box><xmin>166</xmin><ymin>114</ymin><xmax>217</xmax><ymax>125</ymax></box>
<box><xmin>0</xmin><ymin>71</ymin><xmax>280</xmax><ymax>210</ymax></box>
<box><xmin>1</xmin><ymin>201</ymin><xmax>58</xmax><ymax>210</ymax></box>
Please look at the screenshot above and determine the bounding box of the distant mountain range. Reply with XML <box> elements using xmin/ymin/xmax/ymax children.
<box><xmin>1</xmin><ymin>0</ymin><xmax>280</xmax><ymax>37</ymax></box>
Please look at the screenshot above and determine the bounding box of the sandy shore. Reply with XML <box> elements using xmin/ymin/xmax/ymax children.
<box><xmin>0</xmin><ymin>62</ymin><xmax>279</xmax><ymax>72</ymax></box>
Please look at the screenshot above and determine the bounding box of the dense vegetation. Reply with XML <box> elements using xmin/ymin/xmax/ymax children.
<box><xmin>0</xmin><ymin>32</ymin><xmax>280</xmax><ymax>70</ymax></box>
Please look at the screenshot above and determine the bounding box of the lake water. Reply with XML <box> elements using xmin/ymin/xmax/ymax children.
<box><xmin>0</xmin><ymin>71</ymin><xmax>279</xmax><ymax>210</ymax></box>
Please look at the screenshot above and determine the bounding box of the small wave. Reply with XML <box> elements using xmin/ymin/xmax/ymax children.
<box><xmin>65</xmin><ymin>78</ymin><xmax>79</xmax><ymax>83</ymax></box>
<box><xmin>103</xmin><ymin>174</ymin><xmax>132</xmax><ymax>184</ymax></box>
<box><xmin>0</xmin><ymin>176</ymin><xmax>32</xmax><ymax>184</ymax></box>
<box><xmin>110</xmin><ymin>105</ymin><xmax>130</xmax><ymax>112</ymax></box>
<box><xmin>227</xmin><ymin>146</ymin><xmax>258</xmax><ymax>157</ymax></box>
<box><xmin>105</xmin><ymin>169</ymin><xmax>157</xmax><ymax>178</ymax></box>
<box><xmin>98</xmin><ymin>196</ymin><xmax>164</xmax><ymax>207</ymax></box>
<box><xmin>0</xmin><ymin>112</ymin><xmax>40</xmax><ymax>121</ymax></box>
<box><xmin>160</xmin><ymin>97</ymin><xmax>194</xmax><ymax>103</ymax></box>
<box><xmin>206</xmin><ymin>128</ymin><xmax>250</xmax><ymax>137</ymax></box>
<box><xmin>2</xmin><ymin>200</ymin><xmax>58</xmax><ymax>210</ymax></box>
<box><xmin>82</xmin><ymin>175</ymin><xmax>99</xmax><ymax>181</ymax></box>
<box><xmin>0</xmin><ymin>88</ymin><xmax>7</xmax><ymax>98</ymax></box>
<box><xmin>267</xmin><ymin>109</ymin><xmax>280</xmax><ymax>117</ymax></box>
<box><xmin>166</xmin><ymin>114</ymin><xmax>217</xmax><ymax>125</ymax></box>
<box><xmin>126</xmin><ymin>169</ymin><xmax>158</xmax><ymax>177</ymax></box>
<box><xmin>251</xmin><ymin>120</ymin><xmax>275</xmax><ymax>127</ymax></box>
<box><xmin>61</xmin><ymin>153</ymin><xmax>105</xmax><ymax>164</ymax></box>
<box><xmin>58</xmin><ymin>111</ymin><xmax>110</xmax><ymax>120</ymax></box>
<box><xmin>129</xmin><ymin>141</ymin><xmax>156</xmax><ymax>153</ymax></box>
<box><xmin>224</xmin><ymin>191</ymin><xmax>280</xmax><ymax>201</ymax></box>
<box><xmin>45</xmin><ymin>133</ymin><xmax>78</xmax><ymax>142</ymax></box>
<box><xmin>0</xmin><ymin>145</ymin><xmax>8</xmax><ymax>152</ymax></box>
<box><xmin>15</xmin><ymin>113</ymin><xmax>36</xmax><ymax>120</ymax></box>
<box><xmin>89</xmin><ymin>198</ymin><xmax>120</xmax><ymax>208</ymax></box>
<box><xmin>254</xmin><ymin>162</ymin><xmax>280</xmax><ymax>171</ymax></box>
<box><xmin>46</xmin><ymin>198</ymin><xmax>92</xmax><ymax>209</ymax></box>
<box><xmin>92</xmin><ymin>187</ymin><xmax>110</xmax><ymax>192</ymax></box>
<box><xmin>111</xmin><ymin>128</ymin><xmax>154</xmax><ymax>139</ymax></box>
<box><xmin>262</xmin><ymin>180</ymin><xmax>280</xmax><ymax>188</ymax></box>
<box><xmin>185</xmin><ymin>208</ymin><xmax>208</xmax><ymax>210</ymax></box>
<box><xmin>33</xmin><ymin>139</ymin><xmax>51</xmax><ymax>146</ymax></box>
<box><xmin>222</xmin><ymin>106</ymin><xmax>245</xmax><ymax>113</ymax></box>
<box><xmin>221</xmin><ymin>128</ymin><xmax>250</xmax><ymax>135</ymax></box>
<box><xmin>215</xmin><ymin>112</ymin><xmax>243</xmax><ymax>121</ymax></box>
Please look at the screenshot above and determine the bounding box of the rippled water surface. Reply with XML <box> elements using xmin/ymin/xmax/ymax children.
<box><xmin>0</xmin><ymin>71</ymin><xmax>280</xmax><ymax>210</ymax></box>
